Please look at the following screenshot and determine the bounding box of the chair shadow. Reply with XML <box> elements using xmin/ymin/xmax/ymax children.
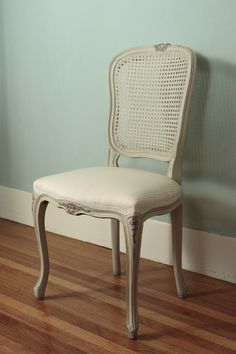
<box><xmin>139</xmin><ymin>332</ymin><xmax>162</xmax><ymax>341</ymax></box>
<box><xmin>45</xmin><ymin>292</ymin><xmax>81</xmax><ymax>301</ymax></box>
<box><xmin>187</xmin><ymin>286</ymin><xmax>236</xmax><ymax>298</ymax></box>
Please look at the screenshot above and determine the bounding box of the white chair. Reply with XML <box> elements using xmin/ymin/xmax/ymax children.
<box><xmin>32</xmin><ymin>44</ymin><xmax>196</xmax><ymax>339</ymax></box>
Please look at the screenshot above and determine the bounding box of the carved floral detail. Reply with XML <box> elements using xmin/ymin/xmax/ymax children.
<box><xmin>128</xmin><ymin>216</ymin><xmax>140</xmax><ymax>244</ymax></box>
<box><xmin>155</xmin><ymin>43</ymin><xmax>170</xmax><ymax>52</ymax></box>
<box><xmin>59</xmin><ymin>202</ymin><xmax>89</xmax><ymax>216</ymax></box>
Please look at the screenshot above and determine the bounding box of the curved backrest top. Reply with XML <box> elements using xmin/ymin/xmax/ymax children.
<box><xmin>108</xmin><ymin>44</ymin><xmax>196</xmax><ymax>163</ymax></box>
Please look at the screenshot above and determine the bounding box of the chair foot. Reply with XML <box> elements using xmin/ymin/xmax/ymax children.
<box><xmin>176</xmin><ymin>273</ymin><xmax>188</xmax><ymax>298</ymax></box>
<box><xmin>33</xmin><ymin>285</ymin><xmax>45</xmax><ymax>300</ymax></box>
<box><xmin>177</xmin><ymin>285</ymin><xmax>188</xmax><ymax>299</ymax></box>
<box><xmin>128</xmin><ymin>329</ymin><xmax>138</xmax><ymax>339</ymax></box>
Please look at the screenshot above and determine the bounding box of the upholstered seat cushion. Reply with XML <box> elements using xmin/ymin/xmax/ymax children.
<box><xmin>33</xmin><ymin>167</ymin><xmax>181</xmax><ymax>216</ymax></box>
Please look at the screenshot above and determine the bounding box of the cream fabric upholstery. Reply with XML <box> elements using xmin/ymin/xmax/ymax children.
<box><xmin>34</xmin><ymin>167</ymin><xmax>181</xmax><ymax>216</ymax></box>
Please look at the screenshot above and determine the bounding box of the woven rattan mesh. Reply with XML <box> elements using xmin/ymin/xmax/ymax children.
<box><xmin>112</xmin><ymin>51</ymin><xmax>190</xmax><ymax>158</ymax></box>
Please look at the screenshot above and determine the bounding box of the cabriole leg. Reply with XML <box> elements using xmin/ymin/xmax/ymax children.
<box><xmin>171</xmin><ymin>204</ymin><xmax>187</xmax><ymax>298</ymax></box>
<box><xmin>123</xmin><ymin>216</ymin><xmax>143</xmax><ymax>339</ymax></box>
<box><xmin>111</xmin><ymin>218</ymin><xmax>121</xmax><ymax>276</ymax></box>
<box><xmin>32</xmin><ymin>197</ymin><xmax>49</xmax><ymax>300</ymax></box>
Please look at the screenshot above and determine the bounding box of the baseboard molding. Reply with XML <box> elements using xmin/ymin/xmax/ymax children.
<box><xmin>0</xmin><ymin>185</ymin><xmax>236</xmax><ymax>283</ymax></box>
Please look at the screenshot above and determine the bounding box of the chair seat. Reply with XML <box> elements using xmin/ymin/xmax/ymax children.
<box><xmin>33</xmin><ymin>167</ymin><xmax>181</xmax><ymax>216</ymax></box>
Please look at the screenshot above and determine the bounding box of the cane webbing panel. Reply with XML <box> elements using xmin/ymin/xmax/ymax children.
<box><xmin>110</xmin><ymin>48</ymin><xmax>191</xmax><ymax>160</ymax></box>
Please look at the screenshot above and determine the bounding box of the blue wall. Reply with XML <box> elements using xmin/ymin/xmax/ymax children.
<box><xmin>0</xmin><ymin>0</ymin><xmax>236</xmax><ymax>236</ymax></box>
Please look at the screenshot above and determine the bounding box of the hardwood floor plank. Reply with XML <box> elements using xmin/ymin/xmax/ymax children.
<box><xmin>0</xmin><ymin>293</ymin><xmax>137</xmax><ymax>354</ymax></box>
<box><xmin>0</xmin><ymin>312</ymin><xmax>89</xmax><ymax>354</ymax></box>
<box><xmin>1</xmin><ymin>218</ymin><xmax>236</xmax><ymax>353</ymax></box>
<box><xmin>2</xmin><ymin>255</ymin><xmax>236</xmax><ymax>351</ymax></box>
<box><xmin>3</xmin><ymin>239</ymin><xmax>236</xmax><ymax>328</ymax></box>
<box><xmin>0</xmin><ymin>333</ymin><xmax>34</xmax><ymax>354</ymax></box>
<box><xmin>0</xmin><ymin>262</ymin><xmax>233</xmax><ymax>353</ymax></box>
<box><xmin>0</xmin><ymin>309</ymin><xmax>110</xmax><ymax>354</ymax></box>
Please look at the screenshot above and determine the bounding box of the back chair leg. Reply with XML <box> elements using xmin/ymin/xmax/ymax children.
<box><xmin>123</xmin><ymin>216</ymin><xmax>143</xmax><ymax>339</ymax></box>
<box><xmin>111</xmin><ymin>219</ymin><xmax>121</xmax><ymax>275</ymax></box>
<box><xmin>171</xmin><ymin>204</ymin><xmax>187</xmax><ymax>298</ymax></box>
<box><xmin>32</xmin><ymin>197</ymin><xmax>49</xmax><ymax>300</ymax></box>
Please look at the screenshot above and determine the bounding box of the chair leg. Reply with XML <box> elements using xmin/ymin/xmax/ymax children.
<box><xmin>32</xmin><ymin>197</ymin><xmax>49</xmax><ymax>300</ymax></box>
<box><xmin>111</xmin><ymin>219</ymin><xmax>121</xmax><ymax>275</ymax></box>
<box><xmin>171</xmin><ymin>204</ymin><xmax>187</xmax><ymax>298</ymax></box>
<box><xmin>123</xmin><ymin>216</ymin><xmax>143</xmax><ymax>339</ymax></box>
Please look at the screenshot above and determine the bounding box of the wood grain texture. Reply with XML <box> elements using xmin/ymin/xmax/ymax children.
<box><xmin>1</xmin><ymin>218</ymin><xmax>236</xmax><ymax>353</ymax></box>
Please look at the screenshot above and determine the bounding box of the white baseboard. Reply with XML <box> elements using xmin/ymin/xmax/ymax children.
<box><xmin>0</xmin><ymin>185</ymin><xmax>236</xmax><ymax>283</ymax></box>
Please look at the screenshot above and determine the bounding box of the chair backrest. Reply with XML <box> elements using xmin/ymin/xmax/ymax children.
<box><xmin>108</xmin><ymin>44</ymin><xmax>196</xmax><ymax>183</ymax></box>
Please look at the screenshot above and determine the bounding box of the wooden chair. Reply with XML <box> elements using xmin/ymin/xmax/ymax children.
<box><xmin>32</xmin><ymin>44</ymin><xmax>196</xmax><ymax>339</ymax></box>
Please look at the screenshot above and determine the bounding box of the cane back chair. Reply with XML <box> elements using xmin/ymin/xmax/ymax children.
<box><xmin>32</xmin><ymin>44</ymin><xmax>196</xmax><ymax>339</ymax></box>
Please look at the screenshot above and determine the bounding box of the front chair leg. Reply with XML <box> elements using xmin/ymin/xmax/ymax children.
<box><xmin>32</xmin><ymin>196</ymin><xmax>49</xmax><ymax>300</ymax></box>
<box><xmin>111</xmin><ymin>218</ymin><xmax>121</xmax><ymax>275</ymax></box>
<box><xmin>123</xmin><ymin>215</ymin><xmax>143</xmax><ymax>339</ymax></box>
<box><xmin>171</xmin><ymin>204</ymin><xmax>187</xmax><ymax>298</ymax></box>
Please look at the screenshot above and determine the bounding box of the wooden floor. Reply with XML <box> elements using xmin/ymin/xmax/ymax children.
<box><xmin>1</xmin><ymin>219</ymin><xmax>236</xmax><ymax>354</ymax></box>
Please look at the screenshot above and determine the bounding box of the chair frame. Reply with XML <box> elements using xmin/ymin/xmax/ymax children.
<box><xmin>32</xmin><ymin>44</ymin><xmax>196</xmax><ymax>339</ymax></box>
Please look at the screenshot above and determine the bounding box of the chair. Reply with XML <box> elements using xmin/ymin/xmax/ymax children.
<box><xmin>32</xmin><ymin>44</ymin><xmax>196</xmax><ymax>339</ymax></box>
